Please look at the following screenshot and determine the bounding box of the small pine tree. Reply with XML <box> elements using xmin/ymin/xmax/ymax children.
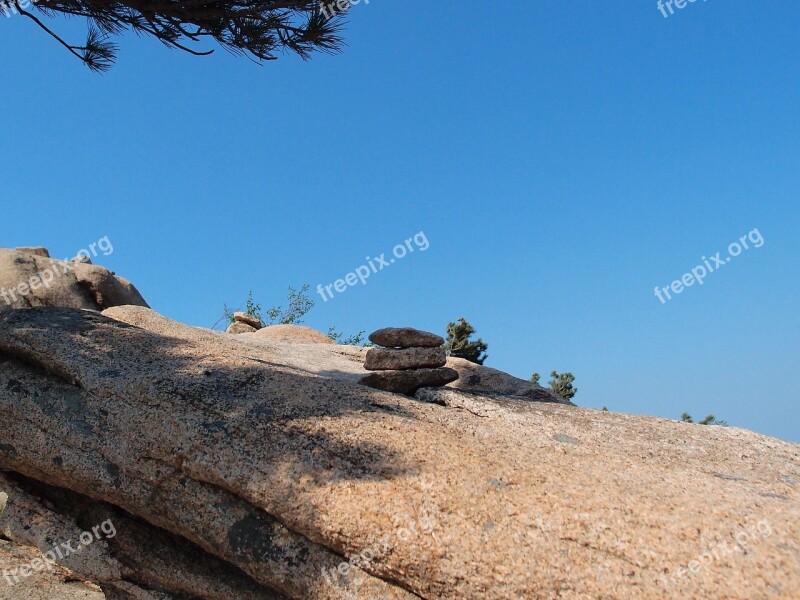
<box><xmin>444</xmin><ymin>318</ymin><xmax>488</xmax><ymax>365</ymax></box>
<box><xmin>699</xmin><ymin>415</ymin><xmax>727</xmax><ymax>426</ymax></box>
<box><xmin>681</xmin><ymin>413</ymin><xmax>727</xmax><ymax>426</ymax></box>
<box><xmin>531</xmin><ymin>371</ymin><xmax>578</xmax><ymax>401</ymax></box>
<box><xmin>549</xmin><ymin>371</ymin><xmax>577</xmax><ymax>401</ymax></box>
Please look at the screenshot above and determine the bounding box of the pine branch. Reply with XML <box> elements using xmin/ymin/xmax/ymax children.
<box><xmin>26</xmin><ymin>0</ymin><xmax>347</xmax><ymax>70</ymax></box>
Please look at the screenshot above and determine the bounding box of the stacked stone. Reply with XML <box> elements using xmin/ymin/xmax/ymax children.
<box><xmin>360</xmin><ymin>327</ymin><xmax>459</xmax><ymax>396</ymax></box>
<box><xmin>226</xmin><ymin>312</ymin><xmax>263</xmax><ymax>334</ymax></box>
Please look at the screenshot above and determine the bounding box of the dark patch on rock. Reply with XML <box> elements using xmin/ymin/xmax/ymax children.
<box><xmin>228</xmin><ymin>515</ymin><xmax>307</xmax><ymax>568</ymax></box>
<box><xmin>5</xmin><ymin>379</ymin><xmax>23</xmax><ymax>393</ymax></box>
<box><xmin>105</xmin><ymin>462</ymin><xmax>122</xmax><ymax>486</ymax></box>
<box><xmin>552</xmin><ymin>434</ymin><xmax>581</xmax><ymax>446</ymax></box>
<box><xmin>0</xmin><ymin>444</ymin><xmax>18</xmax><ymax>459</ymax></box>
<box><xmin>247</xmin><ymin>405</ymin><xmax>275</xmax><ymax>422</ymax></box>
<box><xmin>203</xmin><ymin>421</ymin><xmax>228</xmax><ymax>435</ymax></box>
<box><xmin>760</xmin><ymin>493</ymin><xmax>788</xmax><ymax>500</ymax></box>
<box><xmin>713</xmin><ymin>473</ymin><xmax>747</xmax><ymax>482</ymax></box>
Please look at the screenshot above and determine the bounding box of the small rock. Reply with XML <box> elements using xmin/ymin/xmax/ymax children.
<box><xmin>360</xmin><ymin>367</ymin><xmax>459</xmax><ymax>396</ymax></box>
<box><xmin>365</xmin><ymin>347</ymin><xmax>446</xmax><ymax>371</ymax></box>
<box><xmin>226</xmin><ymin>321</ymin><xmax>257</xmax><ymax>335</ymax></box>
<box><xmin>14</xmin><ymin>246</ymin><xmax>50</xmax><ymax>258</ymax></box>
<box><xmin>233</xmin><ymin>312</ymin><xmax>262</xmax><ymax>329</ymax></box>
<box><xmin>71</xmin><ymin>254</ymin><xmax>93</xmax><ymax>264</ymax></box>
<box><xmin>368</xmin><ymin>327</ymin><xmax>444</xmax><ymax>349</ymax></box>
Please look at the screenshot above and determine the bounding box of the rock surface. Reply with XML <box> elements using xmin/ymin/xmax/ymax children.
<box><xmin>359</xmin><ymin>367</ymin><xmax>460</xmax><ymax>395</ymax></box>
<box><xmin>226</xmin><ymin>321</ymin><xmax>258</xmax><ymax>335</ymax></box>
<box><xmin>234</xmin><ymin>312</ymin><xmax>263</xmax><ymax>329</ymax></box>
<box><xmin>1</xmin><ymin>307</ymin><xmax>797</xmax><ymax>599</ymax></box>
<box><xmin>368</xmin><ymin>328</ymin><xmax>444</xmax><ymax>349</ymax></box>
<box><xmin>0</xmin><ymin>248</ymin><xmax>149</xmax><ymax>313</ymax></box>
<box><xmin>251</xmin><ymin>324</ymin><xmax>334</xmax><ymax>345</ymax></box>
<box><xmin>364</xmin><ymin>347</ymin><xmax>447</xmax><ymax>371</ymax></box>
<box><xmin>0</xmin><ymin>472</ymin><xmax>283</xmax><ymax>599</ymax></box>
<box><xmin>14</xmin><ymin>247</ymin><xmax>50</xmax><ymax>258</ymax></box>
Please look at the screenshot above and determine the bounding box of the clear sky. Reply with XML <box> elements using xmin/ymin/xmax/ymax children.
<box><xmin>2</xmin><ymin>1</ymin><xmax>798</xmax><ymax>442</ymax></box>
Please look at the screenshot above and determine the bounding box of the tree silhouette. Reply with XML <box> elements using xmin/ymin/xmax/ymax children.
<box><xmin>5</xmin><ymin>0</ymin><xmax>346</xmax><ymax>71</ymax></box>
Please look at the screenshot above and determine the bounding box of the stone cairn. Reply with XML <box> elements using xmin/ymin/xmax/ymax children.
<box><xmin>360</xmin><ymin>327</ymin><xmax>459</xmax><ymax>396</ymax></box>
<box><xmin>226</xmin><ymin>312</ymin><xmax>263</xmax><ymax>334</ymax></box>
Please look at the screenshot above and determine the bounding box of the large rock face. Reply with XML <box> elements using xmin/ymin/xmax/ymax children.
<box><xmin>0</xmin><ymin>248</ymin><xmax>149</xmax><ymax>313</ymax></box>
<box><xmin>0</xmin><ymin>307</ymin><xmax>798</xmax><ymax>599</ymax></box>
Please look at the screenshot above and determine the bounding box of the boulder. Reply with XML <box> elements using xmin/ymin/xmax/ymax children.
<box><xmin>0</xmin><ymin>308</ymin><xmax>798</xmax><ymax>599</ymax></box>
<box><xmin>14</xmin><ymin>246</ymin><xmax>50</xmax><ymax>258</ymax></box>
<box><xmin>0</xmin><ymin>248</ymin><xmax>149</xmax><ymax>313</ymax></box>
<box><xmin>233</xmin><ymin>312</ymin><xmax>263</xmax><ymax>329</ymax></box>
<box><xmin>368</xmin><ymin>328</ymin><xmax>444</xmax><ymax>349</ymax></box>
<box><xmin>359</xmin><ymin>367</ymin><xmax>459</xmax><ymax>395</ymax></box>
<box><xmin>364</xmin><ymin>347</ymin><xmax>447</xmax><ymax>371</ymax></box>
<box><xmin>71</xmin><ymin>263</ymin><xmax>149</xmax><ymax>311</ymax></box>
<box><xmin>252</xmin><ymin>324</ymin><xmax>334</xmax><ymax>345</ymax></box>
<box><xmin>71</xmin><ymin>254</ymin><xmax>93</xmax><ymax>264</ymax></box>
<box><xmin>226</xmin><ymin>321</ymin><xmax>258</xmax><ymax>335</ymax></box>
<box><xmin>446</xmin><ymin>357</ymin><xmax>571</xmax><ymax>404</ymax></box>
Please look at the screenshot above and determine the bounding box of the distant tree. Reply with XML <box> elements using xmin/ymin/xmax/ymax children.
<box><xmin>601</xmin><ymin>406</ymin><xmax>609</xmax><ymax>412</ymax></box>
<box><xmin>549</xmin><ymin>371</ymin><xmax>577</xmax><ymax>401</ymax></box>
<box><xmin>530</xmin><ymin>371</ymin><xmax>577</xmax><ymax>401</ymax></box>
<box><xmin>10</xmin><ymin>0</ymin><xmax>346</xmax><ymax>72</ymax></box>
<box><xmin>267</xmin><ymin>284</ymin><xmax>314</xmax><ymax>325</ymax></box>
<box><xmin>219</xmin><ymin>284</ymin><xmax>314</xmax><ymax>329</ymax></box>
<box><xmin>327</xmin><ymin>327</ymin><xmax>371</xmax><ymax>347</ymax></box>
<box><xmin>444</xmin><ymin>318</ymin><xmax>488</xmax><ymax>365</ymax></box>
<box><xmin>698</xmin><ymin>415</ymin><xmax>727</xmax><ymax>426</ymax></box>
<box><xmin>681</xmin><ymin>413</ymin><xmax>727</xmax><ymax>426</ymax></box>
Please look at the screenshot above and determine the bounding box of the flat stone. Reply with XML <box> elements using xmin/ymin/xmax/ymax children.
<box><xmin>226</xmin><ymin>321</ymin><xmax>257</xmax><ymax>335</ymax></box>
<box><xmin>233</xmin><ymin>312</ymin><xmax>262</xmax><ymax>329</ymax></box>
<box><xmin>365</xmin><ymin>347</ymin><xmax>446</xmax><ymax>371</ymax></box>
<box><xmin>368</xmin><ymin>327</ymin><xmax>444</xmax><ymax>349</ymax></box>
<box><xmin>360</xmin><ymin>367</ymin><xmax>459</xmax><ymax>395</ymax></box>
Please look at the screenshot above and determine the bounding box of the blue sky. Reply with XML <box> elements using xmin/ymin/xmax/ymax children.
<box><xmin>2</xmin><ymin>1</ymin><xmax>798</xmax><ymax>442</ymax></box>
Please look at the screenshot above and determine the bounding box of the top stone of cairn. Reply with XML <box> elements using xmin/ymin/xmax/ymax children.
<box><xmin>368</xmin><ymin>327</ymin><xmax>444</xmax><ymax>349</ymax></box>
